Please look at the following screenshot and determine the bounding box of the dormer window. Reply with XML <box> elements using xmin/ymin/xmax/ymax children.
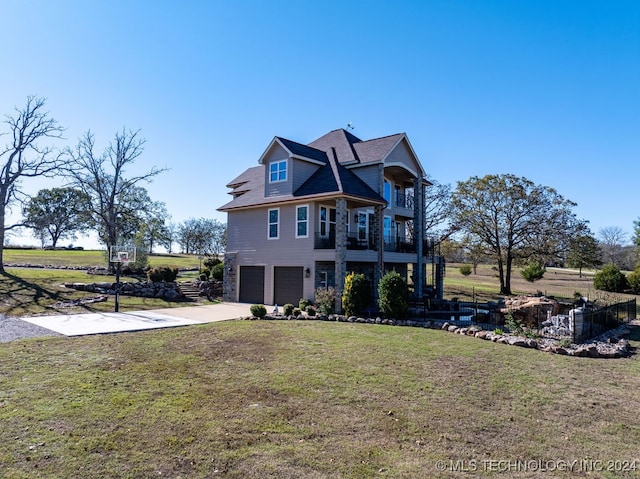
<box><xmin>269</xmin><ymin>160</ymin><xmax>287</xmax><ymax>183</ymax></box>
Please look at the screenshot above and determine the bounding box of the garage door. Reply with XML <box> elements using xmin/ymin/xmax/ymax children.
<box><xmin>239</xmin><ymin>266</ymin><xmax>265</xmax><ymax>304</ymax></box>
<box><xmin>274</xmin><ymin>266</ymin><xmax>303</xmax><ymax>306</ymax></box>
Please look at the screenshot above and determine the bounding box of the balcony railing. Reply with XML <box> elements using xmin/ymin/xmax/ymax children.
<box><xmin>315</xmin><ymin>232</ymin><xmax>376</xmax><ymax>250</ymax></box>
<box><xmin>314</xmin><ymin>232</ymin><xmax>439</xmax><ymax>256</ymax></box>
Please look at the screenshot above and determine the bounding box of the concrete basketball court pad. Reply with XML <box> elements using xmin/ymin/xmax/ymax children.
<box><xmin>21</xmin><ymin>302</ymin><xmax>253</xmax><ymax>337</ymax></box>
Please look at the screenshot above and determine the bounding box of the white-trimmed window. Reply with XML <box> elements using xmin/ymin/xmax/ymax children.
<box><xmin>268</xmin><ymin>208</ymin><xmax>279</xmax><ymax>239</ymax></box>
<box><xmin>269</xmin><ymin>160</ymin><xmax>287</xmax><ymax>183</ymax></box>
<box><xmin>296</xmin><ymin>205</ymin><xmax>309</xmax><ymax>238</ymax></box>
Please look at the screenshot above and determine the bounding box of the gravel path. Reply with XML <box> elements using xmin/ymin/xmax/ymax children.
<box><xmin>0</xmin><ymin>316</ymin><xmax>63</xmax><ymax>343</ymax></box>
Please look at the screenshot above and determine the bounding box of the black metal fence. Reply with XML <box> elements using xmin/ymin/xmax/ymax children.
<box><xmin>571</xmin><ymin>299</ymin><xmax>636</xmax><ymax>343</ymax></box>
<box><xmin>407</xmin><ymin>298</ymin><xmax>636</xmax><ymax>344</ymax></box>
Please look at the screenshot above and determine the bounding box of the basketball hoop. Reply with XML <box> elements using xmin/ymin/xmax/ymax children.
<box><xmin>109</xmin><ymin>245</ymin><xmax>137</xmax><ymax>312</ymax></box>
<box><xmin>110</xmin><ymin>245</ymin><xmax>137</xmax><ymax>265</ymax></box>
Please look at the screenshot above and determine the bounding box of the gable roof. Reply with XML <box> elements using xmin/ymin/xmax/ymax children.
<box><xmin>307</xmin><ymin>129</ymin><xmax>363</xmax><ymax>164</ymax></box>
<box><xmin>258</xmin><ymin>137</ymin><xmax>328</xmax><ymax>166</ymax></box>
<box><xmin>353</xmin><ymin>134</ymin><xmax>404</xmax><ymax>165</ymax></box>
<box><xmin>294</xmin><ymin>148</ymin><xmax>386</xmax><ymax>204</ymax></box>
<box><xmin>218</xmin><ymin>128</ymin><xmax>425</xmax><ymax>212</ymax></box>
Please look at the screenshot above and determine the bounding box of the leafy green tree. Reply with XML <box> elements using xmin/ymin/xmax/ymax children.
<box><xmin>567</xmin><ymin>233</ymin><xmax>602</xmax><ymax>277</ymax></box>
<box><xmin>0</xmin><ymin>97</ymin><xmax>64</xmax><ymax>272</ymax></box>
<box><xmin>378</xmin><ymin>271</ymin><xmax>409</xmax><ymax>318</ymax></box>
<box><xmin>178</xmin><ymin>218</ymin><xmax>226</xmax><ymax>256</ymax></box>
<box><xmin>593</xmin><ymin>264</ymin><xmax>629</xmax><ymax>293</ymax></box>
<box><xmin>341</xmin><ymin>272</ymin><xmax>369</xmax><ymax>317</ymax></box>
<box><xmin>22</xmin><ymin>187</ymin><xmax>90</xmax><ymax>248</ymax></box>
<box><xmin>451</xmin><ymin>174</ymin><xmax>585</xmax><ymax>295</ymax></box>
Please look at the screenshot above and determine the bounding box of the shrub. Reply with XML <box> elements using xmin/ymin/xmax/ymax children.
<box><xmin>250</xmin><ymin>304</ymin><xmax>267</xmax><ymax>318</ymax></box>
<box><xmin>314</xmin><ymin>287</ymin><xmax>336</xmax><ymax>315</ymax></box>
<box><xmin>341</xmin><ymin>272</ymin><xmax>370</xmax><ymax>317</ymax></box>
<box><xmin>200</xmin><ymin>268</ymin><xmax>211</xmax><ymax>279</ymax></box>
<box><xmin>520</xmin><ymin>262</ymin><xmax>546</xmax><ymax>282</ymax></box>
<box><xmin>593</xmin><ymin>264</ymin><xmax>629</xmax><ymax>292</ymax></box>
<box><xmin>504</xmin><ymin>310</ymin><xmax>524</xmax><ymax>335</ymax></box>
<box><xmin>204</xmin><ymin>257</ymin><xmax>221</xmax><ymax>269</ymax></box>
<box><xmin>299</xmin><ymin>298</ymin><xmax>312</xmax><ymax>311</ymax></box>
<box><xmin>283</xmin><ymin>303</ymin><xmax>295</xmax><ymax>316</ymax></box>
<box><xmin>494</xmin><ymin>328</ymin><xmax>504</xmax><ymax>335</ymax></box>
<box><xmin>293</xmin><ymin>308</ymin><xmax>301</xmax><ymax>316</ymax></box>
<box><xmin>211</xmin><ymin>262</ymin><xmax>224</xmax><ymax>281</ymax></box>
<box><xmin>306</xmin><ymin>306</ymin><xmax>316</xmax><ymax>316</ymax></box>
<box><xmin>147</xmin><ymin>266</ymin><xmax>179</xmax><ymax>282</ymax></box>
<box><xmin>199</xmin><ymin>273</ymin><xmax>208</xmax><ymax>281</ymax></box>
<box><xmin>377</xmin><ymin>271</ymin><xmax>409</xmax><ymax>318</ymax></box>
<box><xmin>459</xmin><ymin>264</ymin><xmax>472</xmax><ymax>276</ymax></box>
<box><xmin>627</xmin><ymin>267</ymin><xmax>640</xmax><ymax>294</ymax></box>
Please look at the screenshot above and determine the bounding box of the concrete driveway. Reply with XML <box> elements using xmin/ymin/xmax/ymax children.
<box><xmin>19</xmin><ymin>302</ymin><xmax>253</xmax><ymax>337</ymax></box>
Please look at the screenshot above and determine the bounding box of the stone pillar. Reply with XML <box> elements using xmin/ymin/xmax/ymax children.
<box><xmin>223</xmin><ymin>252</ymin><xmax>237</xmax><ymax>302</ymax></box>
<box><xmin>334</xmin><ymin>198</ymin><xmax>348</xmax><ymax>313</ymax></box>
<box><xmin>413</xmin><ymin>177</ymin><xmax>424</xmax><ymax>298</ymax></box>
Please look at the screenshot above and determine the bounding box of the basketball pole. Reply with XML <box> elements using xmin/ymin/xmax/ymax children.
<box><xmin>115</xmin><ymin>261</ymin><xmax>121</xmax><ymax>312</ymax></box>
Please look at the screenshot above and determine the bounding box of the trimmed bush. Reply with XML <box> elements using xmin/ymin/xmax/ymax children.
<box><xmin>283</xmin><ymin>303</ymin><xmax>295</xmax><ymax>316</ymax></box>
<box><xmin>341</xmin><ymin>272</ymin><xmax>370</xmax><ymax>317</ymax></box>
<box><xmin>211</xmin><ymin>263</ymin><xmax>224</xmax><ymax>281</ymax></box>
<box><xmin>200</xmin><ymin>268</ymin><xmax>211</xmax><ymax>279</ymax></box>
<box><xmin>378</xmin><ymin>271</ymin><xmax>409</xmax><ymax>318</ymax></box>
<box><xmin>147</xmin><ymin>266</ymin><xmax>179</xmax><ymax>282</ymax></box>
<box><xmin>314</xmin><ymin>287</ymin><xmax>336</xmax><ymax>315</ymax></box>
<box><xmin>593</xmin><ymin>264</ymin><xmax>629</xmax><ymax>292</ymax></box>
<box><xmin>627</xmin><ymin>267</ymin><xmax>640</xmax><ymax>294</ymax></box>
<box><xmin>250</xmin><ymin>304</ymin><xmax>267</xmax><ymax>318</ymax></box>
<box><xmin>459</xmin><ymin>264</ymin><xmax>472</xmax><ymax>276</ymax></box>
<box><xmin>306</xmin><ymin>306</ymin><xmax>316</xmax><ymax>316</ymax></box>
<box><xmin>299</xmin><ymin>298</ymin><xmax>312</xmax><ymax>311</ymax></box>
<box><xmin>204</xmin><ymin>257</ymin><xmax>221</xmax><ymax>269</ymax></box>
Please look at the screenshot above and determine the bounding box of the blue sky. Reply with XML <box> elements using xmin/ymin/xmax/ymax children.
<box><xmin>2</xmin><ymin>0</ymin><xmax>639</xmax><ymax>248</ymax></box>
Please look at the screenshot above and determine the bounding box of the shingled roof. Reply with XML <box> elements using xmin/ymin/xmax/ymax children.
<box><xmin>276</xmin><ymin>137</ymin><xmax>328</xmax><ymax>164</ymax></box>
<box><xmin>294</xmin><ymin>148</ymin><xmax>386</xmax><ymax>204</ymax></box>
<box><xmin>219</xmin><ymin>128</ymin><xmax>417</xmax><ymax>212</ymax></box>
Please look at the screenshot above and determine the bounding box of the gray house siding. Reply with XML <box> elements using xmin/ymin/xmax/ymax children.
<box><xmin>385</xmin><ymin>140</ymin><xmax>422</xmax><ymax>176</ymax></box>
<box><xmin>227</xmin><ymin>204</ymin><xmax>317</xmax><ymax>304</ymax></box>
<box><xmin>292</xmin><ymin>158</ymin><xmax>321</xmax><ymax>191</ymax></box>
<box><xmin>349</xmin><ymin>164</ymin><xmax>382</xmax><ymax>192</ymax></box>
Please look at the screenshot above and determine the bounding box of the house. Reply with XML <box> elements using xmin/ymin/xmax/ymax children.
<box><xmin>218</xmin><ymin>128</ymin><xmax>445</xmax><ymax>312</ymax></box>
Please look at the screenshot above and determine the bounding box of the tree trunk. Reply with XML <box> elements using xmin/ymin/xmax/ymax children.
<box><xmin>503</xmin><ymin>254</ymin><xmax>513</xmax><ymax>296</ymax></box>
<box><xmin>497</xmin><ymin>258</ymin><xmax>506</xmax><ymax>295</ymax></box>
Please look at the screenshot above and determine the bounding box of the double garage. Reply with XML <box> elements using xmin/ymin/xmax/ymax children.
<box><xmin>239</xmin><ymin>266</ymin><xmax>304</xmax><ymax>306</ymax></box>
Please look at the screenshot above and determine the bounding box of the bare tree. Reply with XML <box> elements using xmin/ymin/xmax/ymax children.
<box><xmin>406</xmin><ymin>175</ymin><xmax>453</xmax><ymax>243</ymax></box>
<box><xmin>64</xmin><ymin>129</ymin><xmax>167</xmax><ymax>269</ymax></box>
<box><xmin>598</xmin><ymin>226</ymin><xmax>628</xmax><ymax>266</ymax></box>
<box><xmin>0</xmin><ymin>97</ymin><xmax>64</xmax><ymax>272</ymax></box>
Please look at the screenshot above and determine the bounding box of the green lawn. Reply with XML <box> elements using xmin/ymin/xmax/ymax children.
<box><xmin>2</xmin><ymin>248</ymin><xmax>200</xmax><ymax>270</ymax></box>
<box><xmin>1</xmin><ymin>320</ymin><xmax>639</xmax><ymax>478</ymax></box>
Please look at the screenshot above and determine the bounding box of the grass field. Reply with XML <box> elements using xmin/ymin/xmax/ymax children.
<box><xmin>0</xmin><ymin>249</ymin><xmax>206</xmax><ymax>317</ymax></box>
<box><xmin>2</xmin><ymin>248</ymin><xmax>200</xmax><ymax>269</ymax></box>
<box><xmin>0</xmin><ymin>320</ymin><xmax>639</xmax><ymax>478</ymax></box>
<box><xmin>443</xmin><ymin>263</ymin><xmax>637</xmax><ymax>305</ymax></box>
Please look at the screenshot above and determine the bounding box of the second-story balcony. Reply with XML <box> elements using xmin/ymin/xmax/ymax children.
<box><xmin>314</xmin><ymin>232</ymin><xmax>440</xmax><ymax>257</ymax></box>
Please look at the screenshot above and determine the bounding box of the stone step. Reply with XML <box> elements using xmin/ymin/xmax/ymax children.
<box><xmin>177</xmin><ymin>283</ymin><xmax>202</xmax><ymax>301</ymax></box>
